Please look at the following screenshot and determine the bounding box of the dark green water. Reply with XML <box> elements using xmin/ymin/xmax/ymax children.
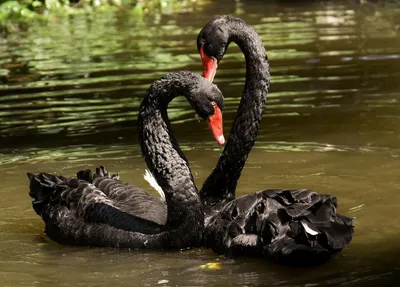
<box><xmin>1</xmin><ymin>1</ymin><xmax>400</xmax><ymax>286</ymax></box>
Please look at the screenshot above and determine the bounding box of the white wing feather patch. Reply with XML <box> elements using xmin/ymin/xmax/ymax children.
<box><xmin>143</xmin><ymin>169</ymin><xmax>165</xmax><ymax>202</ymax></box>
<box><xmin>301</xmin><ymin>221</ymin><xmax>319</xmax><ymax>236</ymax></box>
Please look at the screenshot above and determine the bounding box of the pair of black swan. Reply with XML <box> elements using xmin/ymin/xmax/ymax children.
<box><xmin>28</xmin><ymin>16</ymin><xmax>354</xmax><ymax>266</ymax></box>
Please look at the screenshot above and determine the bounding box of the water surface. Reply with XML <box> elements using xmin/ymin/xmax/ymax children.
<box><xmin>1</xmin><ymin>1</ymin><xmax>400</xmax><ymax>286</ymax></box>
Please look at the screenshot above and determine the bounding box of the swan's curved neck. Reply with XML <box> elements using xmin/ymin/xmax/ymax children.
<box><xmin>138</xmin><ymin>72</ymin><xmax>203</xmax><ymax>227</ymax></box>
<box><xmin>201</xmin><ymin>18</ymin><xmax>270</xmax><ymax>210</ymax></box>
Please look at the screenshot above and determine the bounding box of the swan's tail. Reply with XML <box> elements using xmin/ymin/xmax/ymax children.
<box><xmin>259</xmin><ymin>189</ymin><xmax>354</xmax><ymax>266</ymax></box>
<box><xmin>76</xmin><ymin>165</ymin><xmax>120</xmax><ymax>183</ymax></box>
<box><xmin>27</xmin><ymin>173</ymin><xmax>68</xmax><ymax>216</ymax></box>
<box><xmin>205</xmin><ymin>189</ymin><xmax>354</xmax><ymax>266</ymax></box>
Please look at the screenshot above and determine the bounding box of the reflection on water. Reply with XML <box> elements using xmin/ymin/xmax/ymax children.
<box><xmin>1</xmin><ymin>0</ymin><xmax>400</xmax><ymax>286</ymax></box>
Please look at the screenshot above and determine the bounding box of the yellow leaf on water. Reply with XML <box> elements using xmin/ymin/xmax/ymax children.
<box><xmin>200</xmin><ymin>262</ymin><xmax>221</xmax><ymax>270</ymax></box>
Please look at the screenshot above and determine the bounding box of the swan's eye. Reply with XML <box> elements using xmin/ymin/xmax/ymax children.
<box><xmin>198</xmin><ymin>39</ymin><xmax>206</xmax><ymax>51</ymax></box>
<box><xmin>211</xmin><ymin>101</ymin><xmax>223</xmax><ymax>111</ymax></box>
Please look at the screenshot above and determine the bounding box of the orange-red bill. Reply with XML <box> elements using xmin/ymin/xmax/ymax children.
<box><xmin>207</xmin><ymin>104</ymin><xmax>225</xmax><ymax>145</ymax></box>
<box><xmin>200</xmin><ymin>45</ymin><xmax>218</xmax><ymax>82</ymax></box>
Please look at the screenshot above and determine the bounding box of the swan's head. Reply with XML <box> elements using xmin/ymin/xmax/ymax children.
<box><xmin>197</xmin><ymin>16</ymin><xmax>232</xmax><ymax>82</ymax></box>
<box><xmin>189</xmin><ymin>77</ymin><xmax>225</xmax><ymax>145</ymax></box>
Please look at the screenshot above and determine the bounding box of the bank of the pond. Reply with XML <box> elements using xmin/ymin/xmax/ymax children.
<box><xmin>0</xmin><ymin>0</ymin><xmax>208</xmax><ymax>33</ymax></box>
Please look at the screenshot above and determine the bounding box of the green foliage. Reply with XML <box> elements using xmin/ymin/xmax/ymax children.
<box><xmin>0</xmin><ymin>1</ymin><xmax>39</xmax><ymax>21</ymax></box>
<box><xmin>0</xmin><ymin>0</ymin><xmax>202</xmax><ymax>24</ymax></box>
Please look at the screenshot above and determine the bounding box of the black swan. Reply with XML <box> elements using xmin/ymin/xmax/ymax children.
<box><xmin>27</xmin><ymin>71</ymin><xmax>224</xmax><ymax>250</ymax></box>
<box><xmin>197</xmin><ymin>16</ymin><xmax>354</xmax><ymax>266</ymax></box>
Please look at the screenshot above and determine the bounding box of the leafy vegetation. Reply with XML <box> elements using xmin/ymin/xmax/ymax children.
<box><xmin>0</xmin><ymin>0</ymin><xmax>203</xmax><ymax>22</ymax></box>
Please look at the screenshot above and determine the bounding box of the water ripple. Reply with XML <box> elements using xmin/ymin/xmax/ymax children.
<box><xmin>1</xmin><ymin>3</ymin><xmax>400</xmax><ymax>148</ymax></box>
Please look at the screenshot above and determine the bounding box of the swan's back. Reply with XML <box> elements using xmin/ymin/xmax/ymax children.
<box><xmin>77</xmin><ymin>168</ymin><xmax>167</xmax><ymax>225</ymax></box>
<box><xmin>28</xmin><ymin>166</ymin><xmax>167</xmax><ymax>246</ymax></box>
<box><xmin>203</xmin><ymin>189</ymin><xmax>354</xmax><ymax>266</ymax></box>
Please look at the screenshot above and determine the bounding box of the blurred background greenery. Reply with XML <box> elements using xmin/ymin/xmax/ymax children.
<box><xmin>0</xmin><ymin>0</ymin><xmax>206</xmax><ymax>24</ymax></box>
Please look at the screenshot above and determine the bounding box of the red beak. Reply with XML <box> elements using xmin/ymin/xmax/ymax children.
<box><xmin>207</xmin><ymin>104</ymin><xmax>225</xmax><ymax>145</ymax></box>
<box><xmin>200</xmin><ymin>44</ymin><xmax>223</xmax><ymax>145</ymax></box>
<box><xmin>200</xmin><ymin>45</ymin><xmax>218</xmax><ymax>82</ymax></box>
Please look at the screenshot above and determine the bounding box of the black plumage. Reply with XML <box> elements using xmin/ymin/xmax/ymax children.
<box><xmin>203</xmin><ymin>189</ymin><xmax>353</xmax><ymax>266</ymax></box>
<box><xmin>27</xmin><ymin>16</ymin><xmax>354</xmax><ymax>266</ymax></box>
<box><xmin>198</xmin><ymin>15</ymin><xmax>270</xmax><ymax>215</ymax></box>
<box><xmin>27</xmin><ymin>71</ymin><xmax>224</xmax><ymax>250</ymax></box>
<box><xmin>197</xmin><ymin>15</ymin><xmax>354</xmax><ymax>266</ymax></box>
